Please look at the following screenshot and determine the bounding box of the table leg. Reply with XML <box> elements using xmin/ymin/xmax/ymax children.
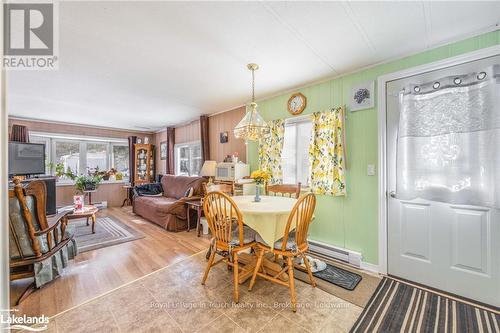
<box><xmin>196</xmin><ymin>206</ymin><xmax>202</xmax><ymax>237</ymax></box>
<box><xmin>187</xmin><ymin>207</ymin><xmax>191</xmax><ymax>232</ymax></box>
<box><xmin>122</xmin><ymin>188</ymin><xmax>131</xmax><ymax>207</ymax></box>
<box><xmin>86</xmin><ymin>217</ymin><xmax>89</xmax><ymax>226</ymax></box>
<box><xmin>91</xmin><ymin>214</ymin><xmax>96</xmax><ymax>234</ymax></box>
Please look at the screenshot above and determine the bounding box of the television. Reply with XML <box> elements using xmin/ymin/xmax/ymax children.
<box><xmin>8</xmin><ymin>142</ymin><xmax>46</xmax><ymax>176</ymax></box>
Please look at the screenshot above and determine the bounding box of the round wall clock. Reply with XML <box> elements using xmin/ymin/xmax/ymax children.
<box><xmin>287</xmin><ymin>93</ymin><xmax>307</xmax><ymax>115</ymax></box>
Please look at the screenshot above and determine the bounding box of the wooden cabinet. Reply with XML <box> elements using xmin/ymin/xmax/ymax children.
<box><xmin>134</xmin><ymin>143</ymin><xmax>155</xmax><ymax>185</ymax></box>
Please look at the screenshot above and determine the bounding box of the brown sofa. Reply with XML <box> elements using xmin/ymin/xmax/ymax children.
<box><xmin>132</xmin><ymin>175</ymin><xmax>206</xmax><ymax>231</ymax></box>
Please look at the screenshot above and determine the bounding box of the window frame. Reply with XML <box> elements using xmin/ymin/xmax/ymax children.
<box><xmin>282</xmin><ymin>117</ymin><xmax>313</xmax><ymax>186</ymax></box>
<box><xmin>174</xmin><ymin>141</ymin><xmax>202</xmax><ymax>176</ymax></box>
<box><xmin>110</xmin><ymin>143</ymin><xmax>130</xmax><ymax>176</ymax></box>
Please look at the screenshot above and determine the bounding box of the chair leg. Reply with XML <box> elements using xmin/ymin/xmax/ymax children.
<box><xmin>202</xmin><ymin>249</ymin><xmax>216</xmax><ymax>285</ymax></box>
<box><xmin>233</xmin><ymin>252</ymin><xmax>239</xmax><ymax>303</ymax></box>
<box><xmin>301</xmin><ymin>253</ymin><xmax>317</xmax><ymax>287</ymax></box>
<box><xmin>16</xmin><ymin>281</ymin><xmax>37</xmax><ymax>305</ymax></box>
<box><xmin>248</xmin><ymin>249</ymin><xmax>265</xmax><ymax>291</ymax></box>
<box><xmin>286</xmin><ymin>256</ymin><xmax>297</xmax><ymax>312</ymax></box>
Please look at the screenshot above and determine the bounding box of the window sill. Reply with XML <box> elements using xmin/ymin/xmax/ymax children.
<box><xmin>56</xmin><ymin>179</ymin><xmax>130</xmax><ymax>187</ymax></box>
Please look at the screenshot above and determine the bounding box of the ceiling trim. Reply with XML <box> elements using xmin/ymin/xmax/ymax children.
<box><xmin>261</xmin><ymin>2</ymin><xmax>338</xmax><ymax>74</ymax></box>
<box><xmin>8</xmin><ymin>116</ymin><xmax>155</xmax><ymax>134</ymax></box>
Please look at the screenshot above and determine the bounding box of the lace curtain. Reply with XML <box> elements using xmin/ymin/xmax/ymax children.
<box><xmin>258</xmin><ymin>119</ymin><xmax>285</xmax><ymax>184</ymax></box>
<box><xmin>309</xmin><ymin>107</ymin><xmax>346</xmax><ymax>196</ymax></box>
<box><xmin>397</xmin><ymin>65</ymin><xmax>500</xmax><ymax>207</ymax></box>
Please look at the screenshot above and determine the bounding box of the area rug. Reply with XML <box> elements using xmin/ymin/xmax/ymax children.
<box><xmin>350</xmin><ymin>277</ymin><xmax>500</xmax><ymax>333</ymax></box>
<box><xmin>312</xmin><ymin>262</ymin><xmax>362</xmax><ymax>291</ymax></box>
<box><xmin>71</xmin><ymin>216</ymin><xmax>144</xmax><ymax>253</ymax></box>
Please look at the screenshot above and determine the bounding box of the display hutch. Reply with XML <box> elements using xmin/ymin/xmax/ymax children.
<box><xmin>134</xmin><ymin>143</ymin><xmax>155</xmax><ymax>185</ymax></box>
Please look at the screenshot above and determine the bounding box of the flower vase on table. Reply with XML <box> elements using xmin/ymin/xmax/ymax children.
<box><xmin>250</xmin><ymin>170</ymin><xmax>270</xmax><ymax>203</ymax></box>
<box><xmin>254</xmin><ymin>185</ymin><xmax>261</xmax><ymax>202</ymax></box>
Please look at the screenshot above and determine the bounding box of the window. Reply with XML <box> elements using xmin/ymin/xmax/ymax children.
<box><xmin>86</xmin><ymin>143</ymin><xmax>108</xmax><ymax>172</ymax></box>
<box><xmin>175</xmin><ymin>142</ymin><xmax>202</xmax><ymax>176</ymax></box>
<box><xmin>112</xmin><ymin>145</ymin><xmax>130</xmax><ymax>176</ymax></box>
<box><xmin>282</xmin><ymin>119</ymin><xmax>313</xmax><ymax>185</ymax></box>
<box><xmin>30</xmin><ymin>133</ymin><xmax>129</xmax><ymax>181</ymax></box>
<box><xmin>55</xmin><ymin>141</ymin><xmax>81</xmax><ymax>176</ymax></box>
<box><xmin>30</xmin><ymin>136</ymin><xmax>51</xmax><ymax>175</ymax></box>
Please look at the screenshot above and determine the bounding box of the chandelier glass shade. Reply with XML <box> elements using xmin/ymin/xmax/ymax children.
<box><xmin>234</xmin><ymin>63</ymin><xmax>269</xmax><ymax>142</ymax></box>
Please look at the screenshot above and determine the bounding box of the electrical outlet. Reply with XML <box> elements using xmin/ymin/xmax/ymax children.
<box><xmin>367</xmin><ymin>164</ymin><xmax>376</xmax><ymax>176</ymax></box>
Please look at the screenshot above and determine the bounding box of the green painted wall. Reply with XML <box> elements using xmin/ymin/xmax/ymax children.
<box><xmin>247</xmin><ymin>30</ymin><xmax>500</xmax><ymax>265</ymax></box>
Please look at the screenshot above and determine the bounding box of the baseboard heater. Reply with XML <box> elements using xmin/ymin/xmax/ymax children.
<box><xmin>308</xmin><ymin>239</ymin><xmax>362</xmax><ymax>268</ymax></box>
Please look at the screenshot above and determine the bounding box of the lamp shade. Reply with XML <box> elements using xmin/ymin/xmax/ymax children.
<box><xmin>200</xmin><ymin>160</ymin><xmax>217</xmax><ymax>177</ymax></box>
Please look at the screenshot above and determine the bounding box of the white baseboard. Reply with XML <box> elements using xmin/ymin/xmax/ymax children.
<box><xmin>360</xmin><ymin>261</ymin><xmax>380</xmax><ymax>274</ymax></box>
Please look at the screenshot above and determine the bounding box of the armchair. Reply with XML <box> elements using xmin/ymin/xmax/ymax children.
<box><xmin>9</xmin><ymin>179</ymin><xmax>78</xmax><ymax>304</ymax></box>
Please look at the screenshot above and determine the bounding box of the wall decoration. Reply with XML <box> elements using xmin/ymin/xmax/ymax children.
<box><xmin>350</xmin><ymin>81</ymin><xmax>375</xmax><ymax>111</ymax></box>
<box><xmin>220</xmin><ymin>131</ymin><xmax>229</xmax><ymax>143</ymax></box>
<box><xmin>160</xmin><ymin>141</ymin><xmax>167</xmax><ymax>160</ymax></box>
<box><xmin>287</xmin><ymin>92</ymin><xmax>307</xmax><ymax>115</ymax></box>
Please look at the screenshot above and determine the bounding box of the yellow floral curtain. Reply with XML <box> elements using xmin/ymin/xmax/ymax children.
<box><xmin>309</xmin><ymin>107</ymin><xmax>346</xmax><ymax>196</ymax></box>
<box><xmin>258</xmin><ymin>119</ymin><xmax>285</xmax><ymax>184</ymax></box>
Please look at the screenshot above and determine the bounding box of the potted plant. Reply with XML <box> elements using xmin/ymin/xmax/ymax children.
<box><xmin>75</xmin><ymin>175</ymin><xmax>103</xmax><ymax>194</ymax></box>
<box><xmin>250</xmin><ymin>170</ymin><xmax>270</xmax><ymax>202</ymax></box>
<box><xmin>55</xmin><ymin>162</ymin><xmax>65</xmax><ymax>178</ymax></box>
<box><xmin>65</xmin><ymin>167</ymin><xmax>77</xmax><ymax>181</ymax></box>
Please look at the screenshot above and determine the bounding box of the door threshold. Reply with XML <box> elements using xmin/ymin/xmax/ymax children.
<box><xmin>388</xmin><ymin>274</ymin><xmax>500</xmax><ymax>314</ymax></box>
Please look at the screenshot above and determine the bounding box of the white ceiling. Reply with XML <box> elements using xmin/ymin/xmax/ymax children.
<box><xmin>7</xmin><ymin>1</ymin><xmax>500</xmax><ymax>131</ymax></box>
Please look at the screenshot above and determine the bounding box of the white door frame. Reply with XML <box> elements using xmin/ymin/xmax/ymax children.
<box><xmin>377</xmin><ymin>44</ymin><xmax>500</xmax><ymax>275</ymax></box>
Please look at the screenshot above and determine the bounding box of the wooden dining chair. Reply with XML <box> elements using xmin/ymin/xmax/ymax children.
<box><xmin>248</xmin><ymin>193</ymin><xmax>316</xmax><ymax>312</ymax></box>
<box><xmin>202</xmin><ymin>191</ymin><xmax>256</xmax><ymax>303</ymax></box>
<box><xmin>204</xmin><ymin>182</ymin><xmax>234</xmax><ymax>196</ymax></box>
<box><xmin>265</xmin><ymin>183</ymin><xmax>301</xmax><ymax>199</ymax></box>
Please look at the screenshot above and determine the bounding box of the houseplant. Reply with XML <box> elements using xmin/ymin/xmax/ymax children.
<box><xmin>250</xmin><ymin>170</ymin><xmax>270</xmax><ymax>202</ymax></box>
<box><xmin>75</xmin><ymin>174</ymin><xmax>103</xmax><ymax>194</ymax></box>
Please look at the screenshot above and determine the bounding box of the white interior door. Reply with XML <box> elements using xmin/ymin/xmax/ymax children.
<box><xmin>387</xmin><ymin>55</ymin><xmax>500</xmax><ymax>307</ymax></box>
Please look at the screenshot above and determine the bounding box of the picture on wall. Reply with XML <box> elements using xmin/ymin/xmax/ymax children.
<box><xmin>160</xmin><ymin>141</ymin><xmax>167</xmax><ymax>160</ymax></box>
<box><xmin>220</xmin><ymin>131</ymin><xmax>229</xmax><ymax>144</ymax></box>
<box><xmin>350</xmin><ymin>81</ymin><xmax>375</xmax><ymax>111</ymax></box>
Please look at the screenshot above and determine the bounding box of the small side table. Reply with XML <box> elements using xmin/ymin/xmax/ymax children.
<box><xmin>122</xmin><ymin>185</ymin><xmax>133</xmax><ymax>207</ymax></box>
<box><xmin>66</xmin><ymin>205</ymin><xmax>99</xmax><ymax>234</ymax></box>
<box><xmin>186</xmin><ymin>200</ymin><xmax>203</xmax><ymax>236</ymax></box>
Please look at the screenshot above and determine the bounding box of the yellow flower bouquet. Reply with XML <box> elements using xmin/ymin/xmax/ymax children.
<box><xmin>250</xmin><ymin>170</ymin><xmax>270</xmax><ymax>185</ymax></box>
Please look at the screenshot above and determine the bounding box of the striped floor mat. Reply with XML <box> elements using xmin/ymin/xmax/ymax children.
<box><xmin>350</xmin><ymin>277</ymin><xmax>500</xmax><ymax>333</ymax></box>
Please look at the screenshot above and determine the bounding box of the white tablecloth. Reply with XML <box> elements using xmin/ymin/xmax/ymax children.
<box><xmin>232</xmin><ymin>195</ymin><xmax>297</xmax><ymax>248</ymax></box>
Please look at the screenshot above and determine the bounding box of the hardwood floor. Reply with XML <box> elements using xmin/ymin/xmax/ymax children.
<box><xmin>10</xmin><ymin>207</ymin><xmax>211</xmax><ymax>318</ymax></box>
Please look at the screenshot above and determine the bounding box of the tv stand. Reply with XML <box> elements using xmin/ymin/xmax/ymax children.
<box><xmin>8</xmin><ymin>177</ymin><xmax>57</xmax><ymax>215</ymax></box>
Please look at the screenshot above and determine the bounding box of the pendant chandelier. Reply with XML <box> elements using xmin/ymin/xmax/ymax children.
<box><xmin>234</xmin><ymin>63</ymin><xmax>269</xmax><ymax>143</ymax></box>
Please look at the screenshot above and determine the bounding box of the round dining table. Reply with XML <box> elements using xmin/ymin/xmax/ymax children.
<box><xmin>231</xmin><ymin>195</ymin><xmax>298</xmax><ymax>248</ymax></box>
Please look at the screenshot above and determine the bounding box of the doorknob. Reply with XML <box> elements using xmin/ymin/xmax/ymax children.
<box><xmin>389</xmin><ymin>191</ymin><xmax>396</xmax><ymax>198</ymax></box>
